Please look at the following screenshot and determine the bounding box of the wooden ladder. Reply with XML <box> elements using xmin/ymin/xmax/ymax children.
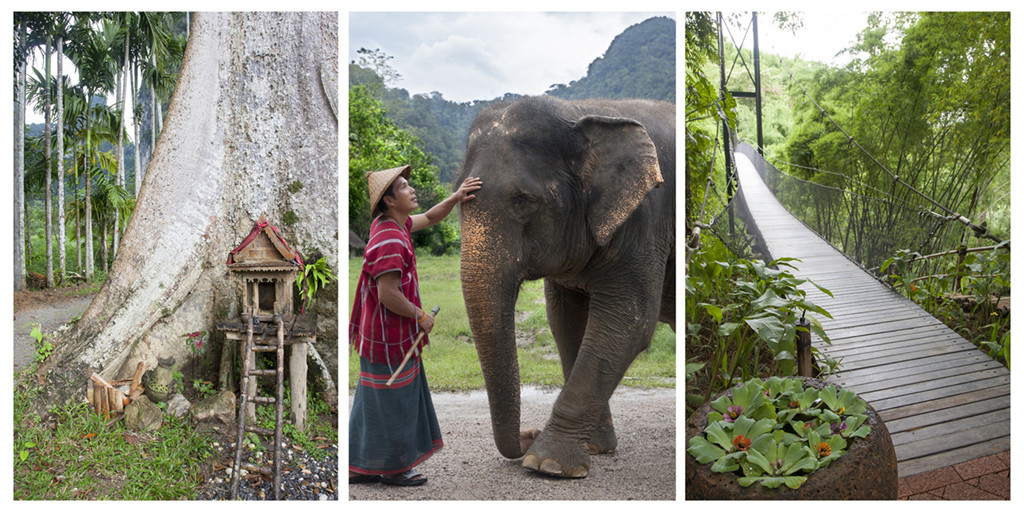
<box><xmin>230</xmin><ymin>313</ymin><xmax>286</xmax><ymax>500</ymax></box>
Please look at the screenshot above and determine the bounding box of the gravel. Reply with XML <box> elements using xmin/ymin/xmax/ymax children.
<box><xmin>348</xmin><ymin>385</ymin><xmax>676</xmax><ymax>500</ymax></box>
<box><xmin>197</xmin><ymin>437</ymin><xmax>339</xmax><ymax>500</ymax></box>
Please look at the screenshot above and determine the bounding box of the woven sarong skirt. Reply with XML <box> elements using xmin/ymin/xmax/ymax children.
<box><xmin>349</xmin><ymin>356</ymin><xmax>443</xmax><ymax>475</ymax></box>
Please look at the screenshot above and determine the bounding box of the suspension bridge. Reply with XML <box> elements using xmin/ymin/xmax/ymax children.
<box><xmin>733</xmin><ymin>141</ymin><xmax>1010</xmax><ymax>477</ymax></box>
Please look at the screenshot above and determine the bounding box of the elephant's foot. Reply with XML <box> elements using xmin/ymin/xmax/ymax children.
<box><xmin>520</xmin><ymin>429</ymin><xmax>541</xmax><ymax>453</ymax></box>
<box><xmin>584</xmin><ymin>418</ymin><xmax>617</xmax><ymax>454</ymax></box>
<box><xmin>522</xmin><ymin>430</ymin><xmax>591</xmax><ymax>478</ymax></box>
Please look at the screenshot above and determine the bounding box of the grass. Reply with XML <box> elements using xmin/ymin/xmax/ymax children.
<box><xmin>13</xmin><ymin>373</ymin><xmax>338</xmax><ymax>500</ymax></box>
<box><xmin>348</xmin><ymin>254</ymin><xmax>675</xmax><ymax>391</ymax></box>
<box><xmin>13</xmin><ymin>377</ymin><xmax>215</xmax><ymax>500</ymax></box>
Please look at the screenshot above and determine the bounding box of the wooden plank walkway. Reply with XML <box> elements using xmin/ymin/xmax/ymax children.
<box><xmin>733</xmin><ymin>145</ymin><xmax>1011</xmax><ymax>477</ymax></box>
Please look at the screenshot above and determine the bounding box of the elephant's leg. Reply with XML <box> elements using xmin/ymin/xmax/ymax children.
<box><xmin>544</xmin><ymin>279</ymin><xmax>589</xmax><ymax>383</ymax></box>
<box><xmin>544</xmin><ymin>281</ymin><xmax>616</xmax><ymax>455</ymax></box>
<box><xmin>524</xmin><ymin>276</ymin><xmax>662</xmax><ymax>477</ymax></box>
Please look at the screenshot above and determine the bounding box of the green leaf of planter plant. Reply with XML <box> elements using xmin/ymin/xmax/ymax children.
<box><xmin>687</xmin><ymin>436</ymin><xmax>726</xmax><ymax>464</ymax></box>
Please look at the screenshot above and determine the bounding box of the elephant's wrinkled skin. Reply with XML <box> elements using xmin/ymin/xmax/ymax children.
<box><xmin>456</xmin><ymin>96</ymin><xmax>675</xmax><ymax>478</ymax></box>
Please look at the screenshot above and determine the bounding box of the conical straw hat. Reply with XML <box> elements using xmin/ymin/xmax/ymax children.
<box><xmin>366</xmin><ymin>165</ymin><xmax>411</xmax><ymax>216</ymax></box>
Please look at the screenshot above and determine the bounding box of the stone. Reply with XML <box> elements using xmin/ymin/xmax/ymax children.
<box><xmin>166</xmin><ymin>393</ymin><xmax>192</xmax><ymax>419</ymax></box>
<box><xmin>685</xmin><ymin>377</ymin><xmax>898</xmax><ymax>500</ymax></box>
<box><xmin>124</xmin><ymin>396</ymin><xmax>164</xmax><ymax>432</ymax></box>
<box><xmin>190</xmin><ymin>389</ymin><xmax>236</xmax><ymax>426</ymax></box>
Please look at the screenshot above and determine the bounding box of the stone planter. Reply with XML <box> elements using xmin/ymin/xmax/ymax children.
<box><xmin>686</xmin><ymin>377</ymin><xmax>897</xmax><ymax>500</ymax></box>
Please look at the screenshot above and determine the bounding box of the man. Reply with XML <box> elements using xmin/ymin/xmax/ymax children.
<box><xmin>349</xmin><ymin>165</ymin><xmax>481</xmax><ymax>486</ymax></box>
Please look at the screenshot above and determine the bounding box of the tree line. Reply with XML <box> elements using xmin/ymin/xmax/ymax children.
<box><xmin>688</xmin><ymin>12</ymin><xmax>1009</xmax><ymax>268</ymax></box>
<box><xmin>349</xmin><ymin>16</ymin><xmax>677</xmax><ymax>254</ymax></box>
<box><xmin>13</xmin><ymin>12</ymin><xmax>187</xmax><ymax>290</ymax></box>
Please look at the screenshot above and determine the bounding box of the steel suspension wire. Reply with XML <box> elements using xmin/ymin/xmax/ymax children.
<box><xmin>779</xmin><ymin>60</ymin><xmax>1003</xmax><ymax>246</ymax></box>
<box><xmin>761</xmin><ymin>150</ymin><xmax>949</xmax><ymax>221</ymax></box>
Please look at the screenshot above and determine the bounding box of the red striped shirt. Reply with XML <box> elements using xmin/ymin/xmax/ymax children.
<box><xmin>349</xmin><ymin>216</ymin><xmax>427</xmax><ymax>365</ymax></box>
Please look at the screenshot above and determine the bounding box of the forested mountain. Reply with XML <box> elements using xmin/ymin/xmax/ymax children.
<box><xmin>349</xmin><ymin>16</ymin><xmax>676</xmax><ymax>183</ymax></box>
<box><xmin>547</xmin><ymin>16</ymin><xmax>675</xmax><ymax>101</ymax></box>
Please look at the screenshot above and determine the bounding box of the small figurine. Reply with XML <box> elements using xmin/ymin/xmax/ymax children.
<box><xmin>143</xmin><ymin>356</ymin><xmax>177</xmax><ymax>403</ymax></box>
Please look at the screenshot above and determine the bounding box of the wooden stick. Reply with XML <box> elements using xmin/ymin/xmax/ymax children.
<box><xmin>386</xmin><ymin>306</ymin><xmax>440</xmax><ymax>387</ymax></box>
<box><xmin>129</xmin><ymin>361</ymin><xmax>145</xmax><ymax>396</ymax></box>
<box><xmin>109</xmin><ymin>387</ymin><xmax>123</xmax><ymax>415</ymax></box>
<box><xmin>90</xmin><ymin>372</ymin><xmax>114</xmax><ymax>390</ymax></box>
<box><xmin>128</xmin><ymin>387</ymin><xmax>144</xmax><ymax>401</ymax></box>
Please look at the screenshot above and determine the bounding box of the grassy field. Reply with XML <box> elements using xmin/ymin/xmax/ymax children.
<box><xmin>347</xmin><ymin>254</ymin><xmax>675</xmax><ymax>391</ymax></box>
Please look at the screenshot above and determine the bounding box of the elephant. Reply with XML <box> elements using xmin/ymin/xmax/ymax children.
<box><xmin>456</xmin><ymin>95</ymin><xmax>675</xmax><ymax>478</ymax></box>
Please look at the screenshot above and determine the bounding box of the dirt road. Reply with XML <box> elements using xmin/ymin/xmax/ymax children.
<box><xmin>348</xmin><ymin>385</ymin><xmax>676</xmax><ymax>501</ymax></box>
<box><xmin>12</xmin><ymin>288</ymin><xmax>95</xmax><ymax>371</ymax></box>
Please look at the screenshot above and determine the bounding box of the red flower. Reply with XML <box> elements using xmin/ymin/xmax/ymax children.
<box><xmin>733</xmin><ymin>435</ymin><xmax>751</xmax><ymax>452</ymax></box>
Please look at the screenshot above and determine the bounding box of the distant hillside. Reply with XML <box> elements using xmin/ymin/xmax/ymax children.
<box><xmin>547</xmin><ymin>16</ymin><xmax>675</xmax><ymax>102</ymax></box>
<box><xmin>349</xmin><ymin>16</ymin><xmax>676</xmax><ymax>182</ymax></box>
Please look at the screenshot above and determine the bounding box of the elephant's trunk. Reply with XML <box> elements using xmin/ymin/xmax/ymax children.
<box><xmin>460</xmin><ymin>211</ymin><xmax>525</xmax><ymax>459</ymax></box>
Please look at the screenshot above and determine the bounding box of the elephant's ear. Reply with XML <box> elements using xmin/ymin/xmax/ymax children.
<box><xmin>575</xmin><ymin>115</ymin><xmax>663</xmax><ymax>246</ymax></box>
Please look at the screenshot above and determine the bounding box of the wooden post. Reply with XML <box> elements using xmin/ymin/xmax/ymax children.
<box><xmin>953</xmin><ymin>245</ymin><xmax>968</xmax><ymax>294</ymax></box>
<box><xmin>796</xmin><ymin>317</ymin><xmax>813</xmax><ymax>378</ymax></box>
<box><xmin>290</xmin><ymin>341</ymin><xmax>308</xmax><ymax>431</ymax></box>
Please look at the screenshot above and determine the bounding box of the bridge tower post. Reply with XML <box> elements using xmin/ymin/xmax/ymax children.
<box><xmin>718</xmin><ymin>11</ymin><xmax>765</xmax><ymax>153</ymax></box>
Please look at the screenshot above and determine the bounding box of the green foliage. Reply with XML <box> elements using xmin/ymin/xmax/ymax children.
<box><xmin>687</xmin><ymin>377</ymin><xmax>871</xmax><ymax>490</ymax></box>
<box><xmin>547</xmin><ymin>17</ymin><xmax>675</xmax><ymax>102</ymax></box>
<box><xmin>686</xmin><ymin>241</ymin><xmax>836</xmax><ymax>412</ymax></box>
<box><xmin>297</xmin><ymin>256</ymin><xmax>336</xmax><ymax>308</ymax></box>
<box><xmin>685</xmin><ymin>12</ymin><xmax>737</xmax><ymax>229</ymax></box>
<box><xmin>13</xmin><ymin>379</ymin><xmax>214</xmax><ymax>499</ymax></box>
<box><xmin>882</xmin><ymin>245</ymin><xmax>1010</xmax><ymax>369</ymax></box>
<box><xmin>253</xmin><ymin>387</ymin><xmax>337</xmax><ymax>460</ymax></box>
<box><xmin>28</xmin><ymin>322</ymin><xmax>55</xmax><ymax>366</ymax></box>
<box><xmin>191</xmin><ymin>379</ymin><xmax>216</xmax><ymax>398</ymax></box>
<box><xmin>348</xmin><ymin>85</ymin><xmax>456</xmax><ymax>252</ymax></box>
<box><xmin>349</xmin><ymin>254</ymin><xmax>674</xmax><ymax>391</ymax></box>
<box><xmin>749</xmin><ymin>13</ymin><xmax>1011</xmax><ymax>261</ymax></box>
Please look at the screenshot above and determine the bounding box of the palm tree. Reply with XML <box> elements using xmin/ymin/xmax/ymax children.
<box><xmin>14</xmin><ymin>17</ymin><xmax>28</xmax><ymax>291</ymax></box>
<box><xmin>90</xmin><ymin>172</ymin><xmax>134</xmax><ymax>274</ymax></box>
<box><xmin>65</xmin><ymin>16</ymin><xmax>118</xmax><ymax>280</ymax></box>
<box><xmin>56</xmin><ymin>16</ymin><xmax>69</xmax><ymax>282</ymax></box>
<box><xmin>132</xmin><ymin>12</ymin><xmax>180</xmax><ymax>197</ymax></box>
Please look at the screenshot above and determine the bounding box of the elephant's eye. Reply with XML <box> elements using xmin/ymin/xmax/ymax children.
<box><xmin>510</xmin><ymin>193</ymin><xmax>539</xmax><ymax>220</ymax></box>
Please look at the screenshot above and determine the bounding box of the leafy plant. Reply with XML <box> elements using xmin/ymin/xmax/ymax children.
<box><xmin>182</xmin><ymin>331</ymin><xmax>208</xmax><ymax>355</ymax></box>
<box><xmin>192</xmin><ymin>379</ymin><xmax>216</xmax><ymax>398</ymax></box>
<box><xmin>686</xmin><ymin>245</ymin><xmax>835</xmax><ymax>408</ymax></box>
<box><xmin>297</xmin><ymin>257</ymin><xmax>336</xmax><ymax>309</ymax></box>
<box><xmin>882</xmin><ymin>245</ymin><xmax>1010</xmax><ymax>369</ymax></box>
<box><xmin>28</xmin><ymin>322</ymin><xmax>54</xmax><ymax>365</ymax></box>
<box><xmin>687</xmin><ymin>377</ymin><xmax>872</xmax><ymax>490</ymax></box>
<box><xmin>18</xmin><ymin>441</ymin><xmax>37</xmax><ymax>463</ymax></box>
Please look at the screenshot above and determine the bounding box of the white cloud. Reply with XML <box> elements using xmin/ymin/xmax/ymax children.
<box><xmin>350</xmin><ymin>11</ymin><xmax>674</xmax><ymax>102</ymax></box>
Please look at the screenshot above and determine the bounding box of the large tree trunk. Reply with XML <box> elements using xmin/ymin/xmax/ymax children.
<box><xmin>38</xmin><ymin>12</ymin><xmax>339</xmax><ymax>407</ymax></box>
<box><xmin>14</xmin><ymin>21</ymin><xmax>27</xmax><ymax>292</ymax></box>
<box><xmin>58</xmin><ymin>36</ymin><xmax>66</xmax><ymax>281</ymax></box>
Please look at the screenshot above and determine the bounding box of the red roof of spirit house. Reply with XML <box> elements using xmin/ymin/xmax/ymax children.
<box><xmin>226</xmin><ymin>215</ymin><xmax>304</xmax><ymax>272</ymax></box>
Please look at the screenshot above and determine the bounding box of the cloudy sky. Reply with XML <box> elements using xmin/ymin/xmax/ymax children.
<box><xmin>348</xmin><ymin>11</ymin><xmax>674</xmax><ymax>103</ymax></box>
<box><xmin>755</xmin><ymin>11</ymin><xmax>871</xmax><ymax>67</ymax></box>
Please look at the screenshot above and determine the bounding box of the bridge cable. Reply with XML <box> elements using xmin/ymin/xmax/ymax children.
<box><xmin>775</xmin><ymin>54</ymin><xmax>1003</xmax><ymax>246</ymax></box>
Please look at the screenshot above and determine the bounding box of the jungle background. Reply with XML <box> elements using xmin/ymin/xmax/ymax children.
<box><xmin>685</xmin><ymin>12</ymin><xmax>1010</xmax><ymax>412</ymax></box>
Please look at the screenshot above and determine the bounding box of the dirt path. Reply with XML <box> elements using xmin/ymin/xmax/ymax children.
<box><xmin>12</xmin><ymin>287</ymin><xmax>97</xmax><ymax>371</ymax></box>
<box><xmin>348</xmin><ymin>386</ymin><xmax>676</xmax><ymax>500</ymax></box>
